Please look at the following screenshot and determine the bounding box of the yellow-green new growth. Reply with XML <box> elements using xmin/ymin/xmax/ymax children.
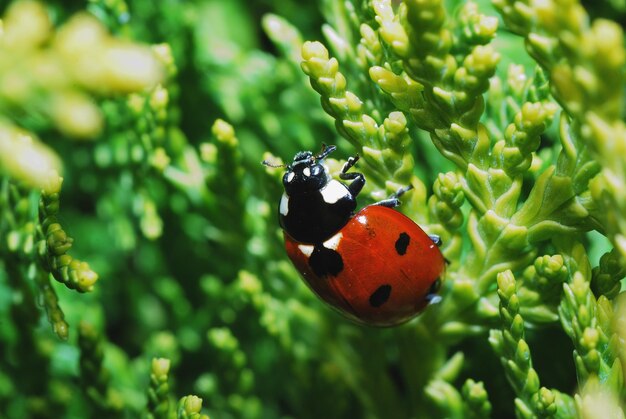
<box><xmin>427</xmin><ymin>172</ymin><xmax>464</xmax><ymax>260</ymax></box>
<box><xmin>0</xmin><ymin>1</ymin><xmax>163</xmax><ymax>140</ymax></box>
<box><xmin>489</xmin><ymin>270</ymin><xmax>574</xmax><ymax>418</ymax></box>
<box><xmin>372</xmin><ymin>0</ymin><xmax>500</xmax><ymax>167</ymax></box>
<box><xmin>493</xmin><ymin>0</ymin><xmax>626</xmax><ymax>267</ymax></box>
<box><xmin>262</xmin><ymin>14</ymin><xmax>304</xmax><ymax>65</ymax></box>
<box><xmin>461</xmin><ymin>379</ymin><xmax>491</xmax><ymax>419</ymax></box>
<box><xmin>38</xmin><ymin>175</ymin><xmax>98</xmax><ymax>292</ymax></box>
<box><xmin>557</xmin><ymin>242</ymin><xmax>622</xmax><ymax>393</ymax></box>
<box><xmin>0</xmin><ymin>123</ymin><xmax>61</xmax><ymax>193</ymax></box>
<box><xmin>516</xmin><ymin>255</ymin><xmax>568</xmax><ymax>324</ymax></box>
<box><xmin>576</xmin><ymin>376</ymin><xmax>626</xmax><ymax>419</ymax></box>
<box><xmin>591</xmin><ymin>250</ymin><xmax>625</xmax><ymax>299</ymax></box>
<box><xmin>301</xmin><ymin>40</ymin><xmax>423</xmax><ymax>199</ymax></box>
<box><xmin>177</xmin><ymin>395</ymin><xmax>210</xmax><ymax>419</ymax></box>
<box><xmin>35</xmin><ymin>270</ymin><xmax>69</xmax><ymax>340</ymax></box>
<box><xmin>146</xmin><ymin>358</ymin><xmax>172</xmax><ymax>419</ymax></box>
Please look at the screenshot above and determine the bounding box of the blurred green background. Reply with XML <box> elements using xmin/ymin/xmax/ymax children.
<box><xmin>1</xmin><ymin>0</ymin><xmax>625</xmax><ymax>418</ymax></box>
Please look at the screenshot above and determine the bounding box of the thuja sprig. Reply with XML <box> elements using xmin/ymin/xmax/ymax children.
<box><xmin>511</xmin><ymin>114</ymin><xmax>600</xmax><ymax>242</ymax></box>
<box><xmin>0</xmin><ymin>123</ymin><xmax>62</xmax><ymax>194</ymax></box>
<box><xmin>207</xmin><ymin>119</ymin><xmax>245</xmax><ymax>215</ymax></box>
<box><xmin>304</xmin><ymin>2</ymin><xmax>601</xmax><ymax>346</ymax></box>
<box><xmin>371</xmin><ymin>2</ymin><xmax>585</xmax><ymax>281</ymax></box>
<box><xmin>370</xmin><ymin>0</ymin><xmax>545</xmax><ymax>274</ymax></box>
<box><xmin>303</xmin><ymin>1</ymin><xmax>599</xmax><ymax>343</ymax></box>
<box><xmin>357</xmin><ymin>18</ymin><xmax>385</xmax><ymax>71</ymax></box>
<box><xmin>493</xmin><ymin>0</ymin><xmax>624</xmax><ymax>120</ymax></box>
<box><xmin>576</xmin><ymin>376</ymin><xmax>625</xmax><ymax>419</ymax></box>
<box><xmin>37</xmin><ymin>175</ymin><xmax>98</xmax><ymax>293</ymax></box>
<box><xmin>95</xmin><ymin>44</ymin><xmax>176</xmax><ymax>241</ymax></box>
<box><xmin>489</xmin><ymin>270</ymin><xmax>575</xmax><ymax>418</ymax></box>
<box><xmin>493</xmin><ymin>0</ymin><xmax>626</xmax><ymax>265</ymax></box>
<box><xmin>79</xmin><ymin>322</ymin><xmax>108</xmax><ymax>400</ymax></box>
<box><xmin>557</xmin><ymin>241</ymin><xmax>622</xmax><ymax>388</ymax></box>
<box><xmin>461</xmin><ymin>379</ymin><xmax>492</xmax><ymax>419</ymax></box>
<box><xmin>0</xmin><ymin>177</ymin><xmax>70</xmax><ymax>339</ymax></box>
<box><xmin>418</xmin><ymin>350</ymin><xmax>468</xmax><ymax>418</ymax></box>
<box><xmin>79</xmin><ymin>322</ymin><xmax>122</xmax><ymax>416</ymax></box>
<box><xmin>516</xmin><ymin>255</ymin><xmax>568</xmax><ymax>324</ymax></box>
<box><xmin>319</xmin><ymin>0</ymin><xmax>381</xmax><ymax>97</ymax></box>
<box><xmin>145</xmin><ymin>358</ymin><xmax>172</xmax><ymax>419</ymax></box>
<box><xmin>455</xmin><ymin>2</ymin><xmax>500</xmax><ymax>48</ymax></box>
<box><xmin>370</xmin><ymin>0</ymin><xmax>499</xmax><ymax>167</ymax></box>
<box><xmin>262</xmin><ymin>14</ymin><xmax>304</xmax><ymax>65</ymax></box>
<box><xmin>0</xmin><ymin>2</ymin><xmax>163</xmax><ymax>139</ymax></box>
<box><xmin>484</xmin><ymin>65</ymin><xmax>553</xmax><ymax>141</ymax></box>
<box><xmin>301</xmin><ymin>41</ymin><xmax>422</xmax><ymax>196</ymax></box>
<box><xmin>1</xmin><ymin>177</ymin><xmax>36</xmax><ymax>257</ymax></box>
<box><xmin>424</xmin><ymin>379</ymin><xmax>464</xmax><ymax>418</ymax></box>
<box><xmin>206</xmin><ymin>327</ymin><xmax>253</xmax><ymax>392</ymax></box>
<box><xmin>34</xmin><ymin>270</ymin><xmax>69</xmax><ymax>340</ymax></box>
<box><xmin>493</xmin><ymin>101</ymin><xmax>558</xmax><ymax>177</ymax></box>
<box><xmin>428</xmin><ymin>172</ymin><xmax>465</xmax><ymax>260</ymax></box>
<box><xmin>591</xmin><ymin>249</ymin><xmax>625</xmax><ymax>299</ymax></box>
<box><xmin>401</xmin><ymin>1</ymin><xmax>499</xmax><ymax>157</ymax></box>
<box><xmin>235</xmin><ymin>270</ymin><xmax>292</xmax><ymax>348</ymax></box>
<box><xmin>165</xmin><ymin>119</ymin><xmax>242</xmax><ymax>207</ymax></box>
<box><xmin>177</xmin><ymin>395</ymin><xmax>209</xmax><ymax>419</ymax></box>
<box><xmin>370</xmin><ymin>0</ymin><xmax>596</xmax><ymax>250</ymax></box>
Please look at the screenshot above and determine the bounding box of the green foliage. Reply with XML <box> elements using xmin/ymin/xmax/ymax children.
<box><xmin>1</xmin><ymin>0</ymin><xmax>625</xmax><ymax>417</ymax></box>
<box><xmin>145</xmin><ymin>358</ymin><xmax>171</xmax><ymax>419</ymax></box>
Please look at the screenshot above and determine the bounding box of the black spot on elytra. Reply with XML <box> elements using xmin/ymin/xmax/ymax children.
<box><xmin>369</xmin><ymin>284</ymin><xmax>392</xmax><ymax>307</ymax></box>
<box><xmin>395</xmin><ymin>232</ymin><xmax>410</xmax><ymax>255</ymax></box>
<box><xmin>309</xmin><ymin>245</ymin><xmax>344</xmax><ymax>277</ymax></box>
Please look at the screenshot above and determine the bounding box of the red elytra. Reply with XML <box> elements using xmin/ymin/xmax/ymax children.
<box><xmin>284</xmin><ymin>205</ymin><xmax>445</xmax><ymax>327</ymax></box>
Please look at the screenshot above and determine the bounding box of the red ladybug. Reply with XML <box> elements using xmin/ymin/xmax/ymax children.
<box><xmin>266</xmin><ymin>145</ymin><xmax>445</xmax><ymax>326</ymax></box>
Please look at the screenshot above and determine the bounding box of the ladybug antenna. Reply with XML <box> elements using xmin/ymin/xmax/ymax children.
<box><xmin>262</xmin><ymin>159</ymin><xmax>287</xmax><ymax>168</ymax></box>
<box><xmin>315</xmin><ymin>144</ymin><xmax>337</xmax><ymax>161</ymax></box>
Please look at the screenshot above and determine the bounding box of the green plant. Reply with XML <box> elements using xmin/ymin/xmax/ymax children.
<box><xmin>1</xmin><ymin>0</ymin><xmax>625</xmax><ymax>417</ymax></box>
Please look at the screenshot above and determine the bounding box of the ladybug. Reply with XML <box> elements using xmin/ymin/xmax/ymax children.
<box><xmin>266</xmin><ymin>145</ymin><xmax>445</xmax><ymax>326</ymax></box>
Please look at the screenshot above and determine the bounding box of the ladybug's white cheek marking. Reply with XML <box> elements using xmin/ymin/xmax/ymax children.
<box><xmin>286</xmin><ymin>172</ymin><xmax>295</xmax><ymax>183</ymax></box>
<box><xmin>303</xmin><ymin>167</ymin><xmax>311</xmax><ymax>177</ymax></box>
<box><xmin>298</xmin><ymin>244</ymin><xmax>314</xmax><ymax>257</ymax></box>
<box><xmin>323</xmin><ymin>232</ymin><xmax>343</xmax><ymax>250</ymax></box>
<box><xmin>279</xmin><ymin>194</ymin><xmax>289</xmax><ymax>216</ymax></box>
<box><xmin>321</xmin><ymin>180</ymin><xmax>348</xmax><ymax>204</ymax></box>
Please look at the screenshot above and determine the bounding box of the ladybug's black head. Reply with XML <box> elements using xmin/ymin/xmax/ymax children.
<box><xmin>283</xmin><ymin>145</ymin><xmax>336</xmax><ymax>196</ymax></box>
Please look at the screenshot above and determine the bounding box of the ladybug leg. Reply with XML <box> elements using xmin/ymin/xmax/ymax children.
<box><xmin>425</xmin><ymin>294</ymin><xmax>443</xmax><ymax>305</ymax></box>
<box><xmin>372</xmin><ymin>197</ymin><xmax>400</xmax><ymax>208</ymax></box>
<box><xmin>427</xmin><ymin>235</ymin><xmax>449</xmax><ymax>262</ymax></box>
<box><xmin>425</xmin><ymin>278</ymin><xmax>443</xmax><ymax>305</ymax></box>
<box><xmin>372</xmin><ymin>185</ymin><xmax>413</xmax><ymax>208</ymax></box>
<box><xmin>339</xmin><ymin>155</ymin><xmax>365</xmax><ymax>197</ymax></box>
<box><xmin>426</xmin><ymin>236</ymin><xmax>449</xmax><ymax>262</ymax></box>
<box><xmin>429</xmin><ymin>235</ymin><xmax>442</xmax><ymax>246</ymax></box>
<box><xmin>316</xmin><ymin>143</ymin><xmax>337</xmax><ymax>159</ymax></box>
<box><xmin>390</xmin><ymin>185</ymin><xmax>413</xmax><ymax>199</ymax></box>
